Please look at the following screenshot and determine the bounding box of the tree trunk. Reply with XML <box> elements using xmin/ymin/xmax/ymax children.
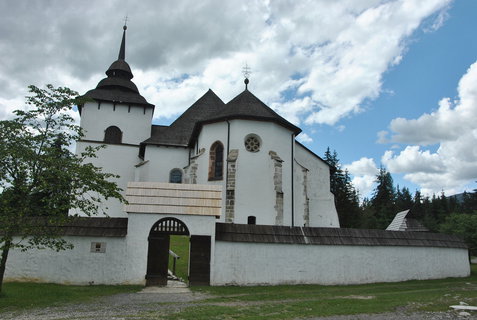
<box><xmin>0</xmin><ymin>239</ymin><xmax>12</xmax><ymax>294</ymax></box>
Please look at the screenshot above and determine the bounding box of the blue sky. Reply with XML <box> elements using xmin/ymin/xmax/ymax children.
<box><xmin>309</xmin><ymin>0</ymin><xmax>477</xmax><ymax>197</ymax></box>
<box><xmin>0</xmin><ymin>0</ymin><xmax>476</xmax><ymax>199</ymax></box>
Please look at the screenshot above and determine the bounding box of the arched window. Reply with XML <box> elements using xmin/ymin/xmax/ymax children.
<box><xmin>169</xmin><ymin>169</ymin><xmax>183</xmax><ymax>184</ymax></box>
<box><xmin>247</xmin><ymin>216</ymin><xmax>256</xmax><ymax>225</ymax></box>
<box><xmin>104</xmin><ymin>126</ymin><xmax>122</xmax><ymax>144</ymax></box>
<box><xmin>208</xmin><ymin>141</ymin><xmax>224</xmax><ymax>180</ymax></box>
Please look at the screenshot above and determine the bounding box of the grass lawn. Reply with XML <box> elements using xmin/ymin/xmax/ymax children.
<box><xmin>0</xmin><ymin>282</ymin><xmax>141</xmax><ymax>312</ymax></box>
<box><xmin>180</xmin><ymin>264</ymin><xmax>477</xmax><ymax>320</ymax></box>
<box><xmin>0</xmin><ymin>265</ymin><xmax>476</xmax><ymax>319</ymax></box>
<box><xmin>169</xmin><ymin>235</ymin><xmax>189</xmax><ymax>282</ymax></box>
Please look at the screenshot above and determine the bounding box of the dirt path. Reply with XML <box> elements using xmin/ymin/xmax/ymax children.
<box><xmin>1</xmin><ymin>287</ymin><xmax>475</xmax><ymax>320</ymax></box>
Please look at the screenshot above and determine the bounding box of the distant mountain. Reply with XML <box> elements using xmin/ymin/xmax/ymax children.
<box><xmin>449</xmin><ymin>193</ymin><xmax>465</xmax><ymax>203</ymax></box>
<box><xmin>448</xmin><ymin>191</ymin><xmax>476</xmax><ymax>204</ymax></box>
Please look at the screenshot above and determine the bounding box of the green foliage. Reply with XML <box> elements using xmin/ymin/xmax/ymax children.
<box><xmin>322</xmin><ymin>147</ymin><xmax>477</xmax><ymax>239</ymax></box>
<box><xmin>169</xmin><ymin>235</ymin><xmax>190</xmax><ymax>282</ymax></box>
<box><xmin>2</xmin><ymin>267</ymin><xmax>476</xmax><ymax>318</ymax></box>
<box><xmin>395</xmin><ymin>185</ymin><xmax>413</xmax><ymax>212</ymax></box>
<box><xmin>370</xmin><ymin>167</ymin><xmax>396</xmax><ymax>229</ymax></box>
<box><xmin>0</xmin><ymin>85</ymin><xmax>125</xmax><ymax>292</ymax></box>
<box><xmin>323</xmin><ymin>148</ymin><xmax>361</xmax><ymax>228</ymax></box>
<box><xmin>440</xmin><ymin>213</ymin><xmax>477</xmax><ymax>255</ymax></box>
<box><xmin>185</xmin><ymin>267</ymin><xmax>477</xmax><ymax>319</ymax></box>
<box><xmin>0</xmin><ymin>282</ymin><xmax>140</xmax><ymax>311</ymax></box>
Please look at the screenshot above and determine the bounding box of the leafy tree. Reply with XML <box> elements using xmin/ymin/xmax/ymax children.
<box><xmin>440</xmin><ymin>213</ymin><xmax>477</xmax><ymax>255</ymax></box>
<box><xmin>0</xmin><ymin>85</ymin><xmax>124</xmax><ymax>293</ymax></box>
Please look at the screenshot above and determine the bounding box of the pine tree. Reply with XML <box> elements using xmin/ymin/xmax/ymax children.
<box><xmin>323</xmin><ymin>148</ymin><xmax>362</xmax><ymax>228</ymax></box>
<box><xmin>395</xmin><ymin>185</ymin><xmax>413</xmax><ymax>212</ymax></box>
<box><xmin>412</xmin><ymin>190</ymin><xmax>424</xmax><ymax>220</ymax></box>
<box><xmin>370</xmin><ymin>167</ymin><xmax>396</xmax><ymax>229</ymax></box>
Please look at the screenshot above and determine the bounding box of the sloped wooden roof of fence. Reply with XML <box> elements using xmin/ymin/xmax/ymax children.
<box><xmin>215</xmin><ymin>223</ymin><xmax>467</xmax><ymax>249</ymax></box>
<box><xmin>59</xmin><ymin>217</ymin><xmax>128</xmax><ymax>237</ymax></box>
<box><xmin>124</xmin><ymin>182</ymin><xmax>222</xmax><ymax>216</ymax></box>
<box><xmin>7</xmin><ymin>217</ymin><xmax>128</xmax><ymax>237</ymax></box>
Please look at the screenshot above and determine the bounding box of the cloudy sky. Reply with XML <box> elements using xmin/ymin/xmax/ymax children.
<box><xmin>1</xmin><ymin>0</ymin><xmax>476</xmax><ymax>198</ymax></box>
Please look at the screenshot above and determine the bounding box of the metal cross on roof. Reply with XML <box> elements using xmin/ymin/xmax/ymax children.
<box><xmin>242</xmin><ymin>63</ymin><xmax>251</xmax><ymax>79</ymax></box>
<box><xmin>123</xmin><ymin>15</ymin><xmax>129</xmax><ymax>28</ymax></box>
<box><xmin>242</xmin><ymin>63</ymin><xmax>251</xmax><ymax>90</ymax></box>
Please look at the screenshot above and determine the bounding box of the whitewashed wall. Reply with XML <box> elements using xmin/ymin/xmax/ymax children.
<box><xmin>140</xmin><ymin>146</ymin><xmax>190</xmax><ymax>183</ymax></box>
<box><xmin>5</xmin><ymin>213</ymin><xmax>217</xmax><ymax>285</ymax></box>
<box><xmin>230</xmin><ymin>120</ymin><xmax>294</xmax><ymax>226</ymax></box>
<box><xmin>294</xmin><ymin>143</ymin><xmax>340</xmax><ymax>227</ymax></box>
<box><xmin>5</xmin><ymin>236</ymin><xmax>132</xmax><ymax>285</ymax></box>
<box><xmin>80</xmin><ymin>101</ymin><xmax>152</xmax><ymax>144</ymax></box>
<box><xmin>212</xmin><ymin>241</ymin><xmax>470</xmax><ymax>286</ymax></box>
<box><xmin>72</xmin><ymin>141</ymin><xmax>140</xmax><ymax>217</ymax></box>
<box><xmin>195</xmin><ymin>120</ymin><xmax>296</xmax><ymax>225</ymax></box>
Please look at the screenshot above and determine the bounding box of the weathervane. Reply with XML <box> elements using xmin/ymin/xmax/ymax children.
<box><xmin>242</xmin><ymin>63</ymin><xmax>251</xmax><ymax>90</ymax></box>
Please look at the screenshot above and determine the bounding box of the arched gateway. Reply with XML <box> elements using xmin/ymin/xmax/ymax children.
<box><xmin>124</xmin><ymin>182</ymin><xmax>222</xmax><ymax>287</ymax></box>
<box><xmin>146</xmin><ymin>218</ymin><xmax>189</xmax><ymax>286</ymax></box>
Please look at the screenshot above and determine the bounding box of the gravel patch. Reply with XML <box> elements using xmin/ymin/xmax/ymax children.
<box><xmin>1</xmin><ymin>287</ymin><xmax>476</xmax><ymax>320</ymax></box>
<box><xmin>304</xmin><ymin>311</ymin><xmax>477</xmax><ymax>319</ymax></box>
<box><xmin>0</xmin><ymin>288</ymin><xmax>208</xmax><ymax>320</ymax></box>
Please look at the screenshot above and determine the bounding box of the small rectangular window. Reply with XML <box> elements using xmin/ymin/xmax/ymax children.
<box><xmin>90</xmin><ymin>242</ymin><xmax>106</xmax><ymax>253</ymax></box>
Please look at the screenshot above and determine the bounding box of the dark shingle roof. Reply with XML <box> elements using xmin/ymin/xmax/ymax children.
<box><xmin>58</xmin><ymin>217</ymin><xmax>128</xmax><ymax>237</ymax></box>
<box><xmin>202</xmin><ymin>89</ymin><xmax>301</xmax><ymax>135</ymax></box>
<box><xmin>81</xmin><ymin>27</ymin><xmax>154</xmax><ymax>109</ymax></box>
<box><xmin>215</xmin><ymin>223</ymin><xmax>466</xmax><ymax>249</ymax></box>
<box><xmin>143</xmin><ymin>89</ymin><xmax>301</xmax><ymax>147</ymax></box>
<box><xmin>143</xmin><ymin>89</ymin><xmax>225</xmax><ymax>146</ymax></box>
<box><xmin>8</xmin><ymin>217</ymin><xmax>128</xmax><ymax>237</ymax></box>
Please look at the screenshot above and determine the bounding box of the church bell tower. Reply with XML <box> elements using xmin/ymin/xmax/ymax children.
<box><xmin>78</xmin><ymin>25</ymin><xmax>154</xmax><ymax>145</ymax></box>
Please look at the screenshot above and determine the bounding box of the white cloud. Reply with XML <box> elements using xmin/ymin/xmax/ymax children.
<box><xmin>390</xmin><ymin>62</ymin><xmax>477</xmax><ymax>145</ymax></box>
<box><xmin>345</xmin><ymin>157</ymin><xmax>379</xmax><ymax>198</ymax></box>
<box><xmin>382</xmin><ymin>147</ymin><xmax>444</xmax><ymax>174</ymax></box>
<box><xmin>297</xmin><ymin>132</ymin><xmax>313</xmax><ymax>144</ymax></box>
<box><xmin>0</xmin><ymin>0</ymin><xmax>452</xmax><ymax>129</ymax></box>
<box><xmin>383</xmin><ymin>61</ymin><xmax>477</xmax><ymax>196</ymax></box>
<box><xmin>377</xmin><ymin>130</ymin><xmax>390</xmax><ymax>144</ymax></box>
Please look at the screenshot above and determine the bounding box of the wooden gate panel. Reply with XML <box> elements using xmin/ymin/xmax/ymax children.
<box><xmin>189</xmin><ymin>235</ymin><xmax>211</xmax><ymax>286</ymax></box>
<box><xmin>146</xmin><ymin>234</ymin><xmax>170</xmax><ymax>286</ymax></box>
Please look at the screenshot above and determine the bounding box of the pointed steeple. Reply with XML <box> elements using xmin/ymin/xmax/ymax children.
<box><xmin>105</xmin><ymin>25</ymin><xmax>133</xmax><ymax>81</ymax></box>
<box><xmin>118</xmin><ymin>25</ymin><xmax>126</xmax><ymax>60</ymax></box>
<box><xmin>82</xmin><ymin>24</ymin><xmax>154</xmax><ymax>109</ymax></box>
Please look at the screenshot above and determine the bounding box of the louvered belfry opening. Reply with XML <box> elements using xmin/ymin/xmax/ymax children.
<box><xmin>150</xmin><ymin>217</ymin><xmax>189</xmax><ymax>236</ymax></box>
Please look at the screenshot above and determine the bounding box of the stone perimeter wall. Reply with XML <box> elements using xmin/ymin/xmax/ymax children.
<box><xmin>5</xmin><ymin>236</ymin><xmax>134</xmax><ymax>285</ymax></box>
<box><xmin>211</xmin><ymin>241</ymin><xmax>470</xmax><ymax>286</ymax></box>
<box><xmin>5</xmin><ymin>220</ymin><xmax>470</xmax><ymax>286</ymax></box>
<box><xmin>5</xmin><ymin>233</ymin><xmax>470</xmax><ymax>286</ymax></box>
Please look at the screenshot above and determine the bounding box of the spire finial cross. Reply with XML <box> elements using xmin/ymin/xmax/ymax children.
<box><xmin>123</xmin><ymin>15</ymin><xmax>129</xmax><ymax>30</ymax></box>
<box><xmin>242</xmin><ymin>63</ymin><xmax>251</xmax><ymax>79</ymax></box>
<box><xmin>242</xmin><ymin>63</ymin><xmax>251</xmax><ymax>90</ymax></box>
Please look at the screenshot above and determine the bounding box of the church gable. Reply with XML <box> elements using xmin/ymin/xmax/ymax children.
<box><xmin>142</xmin><ymin>86</ymin><xmax>301</xmax><ymax>149</ymax></box>
<box><xmin>142</xmin><ymin>89</ymin><xmax>225</xmax><ymax>147</ymax></box>
<box><xmin>209</xmin><ymin>89</ymin><xmax>301</xmax><ymax>135</ymax></box>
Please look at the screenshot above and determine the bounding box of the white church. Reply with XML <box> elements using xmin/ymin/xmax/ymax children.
<box><xmin>5</xmin><ymin>26</ymin><xmax>469</xmax><ymax>286</ymax></box>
